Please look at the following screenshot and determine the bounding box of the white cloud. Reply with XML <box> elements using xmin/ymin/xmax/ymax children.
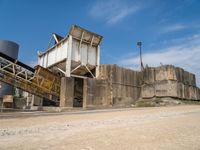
<box><xmin>118</xmin><ymin>34</ymin><xmax>200</xmax><ymax>86</ymax></box>
<box><xmin>89</xmin><ymin>0</ymin><xmax>141</xmax><ymax>25</ymax></box>
<box><xmin>161</xmin><ymin>24</ymin><xmax>187</xmax><ymax>33</ymax></box>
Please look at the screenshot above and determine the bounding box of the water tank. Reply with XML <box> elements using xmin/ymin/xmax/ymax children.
<box><xmin>0</xmin><ymin>40</ymin><xmax>19</xmax><ymax>98</ymax></box>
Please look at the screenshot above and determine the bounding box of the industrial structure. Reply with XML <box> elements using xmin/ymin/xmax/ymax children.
<box><xmin>0</xmin><ymin>25</ymin><xmax>200</xmax><ymax>110</ymax></box>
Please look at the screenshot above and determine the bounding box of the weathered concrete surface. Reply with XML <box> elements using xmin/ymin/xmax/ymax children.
<box><xmin>60</xmin><ymin>65</ymin><xmax>199</xmax><ymax>108</ymax></box>
<box><xmin>142</xmin><ymin>65</ymin><xmax>196</xmax><ymax>86</ymax></box>
<box><xmin>141</xmin><ymin>84</ymin><xmax>155</xmax><ymax>98</ymax></box>
<box><xmin>83</xmin><ymin>78</ymin><xmax>110</xmax><ymax>108</ymax></box>
<box><xmin>97</xmin><ymin>64</ymin><xmax>141</xmax><ymax>106</ymax></box>
<box><xmin>32</xmin><ymin>95</ymin><xmax>43</xmax><ymax>106</ymax></box>
<box><xmin>141</xmin><ymin>65</ymin><xmax>200</xmax><ymax>100</ymax></box>
<box><xmin>155</xmin><ymin>80</ymin><xmax>178</xmax><ymax>97</ymax></box>
<box><xmin>143</xmin><ymin>67</ymin><xmax>155</xmax><ymax>83</ymax></box>
<box><xmin>13</xmin><ymin>98</ymin><xmax>26</xmax><ymax>109</ymax></box>
<box><xmin>155</xmin><ymin>65</ymin><xmax>177</xmax><ymax>81</ymax></box>
<box><xmin>60</xmin><ymin>77</ymin><xmax>74</xmax><ymax>107</ymax></box>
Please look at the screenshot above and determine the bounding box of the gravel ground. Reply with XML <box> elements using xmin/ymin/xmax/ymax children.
<box><xmin>0</xmin><ymin>105</ymin><xmax>200</xmax><ymax>150</ymax></box>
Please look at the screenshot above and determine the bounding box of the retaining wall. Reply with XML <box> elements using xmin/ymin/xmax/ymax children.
<box><xmin>81</xmin><ymin>64</ymin><xmax>141</xmax><ymax>108</ymax></box>
<box><xmin>141</xmin><ymin>65</ymin><xmax>200</xmax><ymax>100</ymax></box>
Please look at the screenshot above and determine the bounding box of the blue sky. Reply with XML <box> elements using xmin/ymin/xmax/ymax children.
<box><xmin>0</xmin><ymin>0</ymin><xmax>200</xmax><ymax>85</ymax></box>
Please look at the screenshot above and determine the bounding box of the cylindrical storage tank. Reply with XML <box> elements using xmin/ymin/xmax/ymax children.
<box><xmin>0</xmin><ymin>40</ymin><xmax>19</xmax><ymax>98</ymax></box>
<box><xmin>0</xmin><ymin>40</ymin><xmax>19</xmax><ymax>59</ymax></box>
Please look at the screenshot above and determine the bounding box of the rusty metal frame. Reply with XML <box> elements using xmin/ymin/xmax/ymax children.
<box><xmin>0</xmin><ymin>55</ymin><xmax>60</xmax><ymax>101</ymax></box>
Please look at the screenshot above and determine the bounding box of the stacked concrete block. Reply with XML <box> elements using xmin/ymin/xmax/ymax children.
<box><xmin>142</xmin><ymin>67</ymin><xmax>155</xmax><ymax>84</ymax></box>
<box><xmin>175</xmin><ymin>67</ymin><xmax>184</xmax><ymax>83</ymax></box>
<box><xmin>60</xmin><ymin>64</ymin><xmax>199</xmax><ymax>108</ymax></box>
<box><xmin>141</xmin><ymin>65</ymin><xmax>200</xmax><ymax>101</ymax></box>
<box><xmin>175</xmin><ymin>68</ymin><xmax>196</xmax><ymax>86</ymax></box>
<box><xmin>155</xmin><ymin>80</ymin><xmax>178</xmax><ymax>97</ymax></box>
<box><xmin>177</xmin><ymin>82</ymin><xmax>184</xmax><ymax>99</ymax></box>
<box><xmin>188</xmin><ymin>86</ymin><xmax>197</xmax><ymax>100</ymax></box>
<box><xmin>141</xmin><ymin>84</ymin><xmax>154</xmax><ymax>98</ymax></box>
<box><xmin>97</xmin><ymin>64</ymin><xmax>141</xmax><ymax>106</ymax></box>
<box><xmin>155</xmin><ymin>65</ymin><xmax>177</xmax><ymax>81</ymax></box>
<box><xmin>83</xmin><ymin>78</ymin><xmax>110</xmax><ymax>108</ymax></box>
<box><xmin>197</xmin><ymin>88</ymin><xmax>200</xmax><ymax>100</ymax></box>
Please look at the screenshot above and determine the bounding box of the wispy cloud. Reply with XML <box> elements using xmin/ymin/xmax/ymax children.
<box><xmin>161</xmin><ymin>24</ymin><xmax>187</xmax><ymax>33</ymax></box>
<box><xmin>89</xmin><ymin>0</ymin><xmax>142</xmax><ymax>25</ymax></box>
<box><xmin>27</xmin><ymin>60</ymin><xmax>38</xmax><ymax>68</ymax></box>
<box><xmin>118</xmin><ymin>34</ymin><xmax>200</xmax><ymax>86</ymax></box>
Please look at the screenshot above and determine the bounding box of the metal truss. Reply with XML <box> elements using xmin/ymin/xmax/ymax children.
<box><xmin>0</xmin><ymin>54</ymin><xmax>60</xmax><ymax>101</ymax></box>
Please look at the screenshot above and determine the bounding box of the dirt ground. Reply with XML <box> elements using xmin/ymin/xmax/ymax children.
<box><xmin>1</xmin><ymin>105</ymin><xmax>200</xmax><ymax>150</ymax></box>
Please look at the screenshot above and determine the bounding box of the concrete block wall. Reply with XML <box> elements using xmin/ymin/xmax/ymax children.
<box><xmin>97</xmin><ymin>64</ymin><xmax>141</xmax><ymax>106</ymax></box>
<box><xmin>141</xmin><ymin>65</ymin><xmax>200</xmax><ymax>100</ymax></box>
<box><xmin>60</xmin><ymin>64</ymin><xmax>199</xmax><ymax>108</ymax></box>
<box><xmin>83</xmin><ymin>78</ymin><xmax>110</xmax><ymax>108</ymax></box>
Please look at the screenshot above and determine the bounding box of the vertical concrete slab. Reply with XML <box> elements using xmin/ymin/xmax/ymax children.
<box><xmin>155</xmin><ymin>80</ymin><xmax>178</xmax><ymax>97</ymax></box>
<box><xmin>83</xmin><ymin>78</ymin><xmax>110</xmax><ymax>108</ymax></box>
<box><xmin>142</xmin><ymin>67</ymin><xmax>155</xmax><ymax>83</ymax></box>
<box><xmin>197</xmin><ymin>88</ymin><xmax>200</xmax><ymax>100</ymax></box>
<box><xmin>177</xmin><ymin>83</ymin><xmax>184</xmax><ymax>99</ymax></box>
<box><xmin>189</xmin><ymin>86</ymin><xmax>197</xmax><ymax>100</ymax></box>
<box><xmin>83</xmin><ymin>78</ymin><xmax>87</xmax><ymax>108</ymax></box>
<box><xmin>156</xmin><ymin>65</ymin><xmax>176</xmax><ymax>81</ymax></box>
<box><xmin>32</xmin><ymin>95</ymin><xmax>43</xmax><ymax>106</ymax></box>
<box><xmin>141</xmin><ymin>84</ymin><xmax>155</xmax><ymax>98</ymax></box>
<box><xmin>97</xmin><ymin>64</ymin><xmax>142</xmax><ymax>106</ymax></box>
<box><xmin>60</xmin><ymin>77</ymin><xmax>74</xmax><ymax>107</ymax></box>
<box><xmin>183</xmin><ymin>71</ymin><xmax>190</xmax><ymax>85</ymax></box>
<box><xmin>175</xmin><ymin>67</ymin><xmax>184</xmax><ymax>83</ymax></box>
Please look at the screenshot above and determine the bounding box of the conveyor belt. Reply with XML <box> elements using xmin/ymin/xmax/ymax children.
<box><xmin>0</xmin><ymin>52</ymin><xmax>61</xmax><ymax>101</ymax></box>
<box><xmin>0</xmin><ymin>52</ymin><xmax>35</xmax><ymax>72</ymax></box>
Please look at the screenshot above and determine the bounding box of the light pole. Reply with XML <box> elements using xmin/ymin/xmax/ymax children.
<box><xmin>137</xmin><ymin>41</ymin><xmax>144</xmax><ymax>71</ymax></box>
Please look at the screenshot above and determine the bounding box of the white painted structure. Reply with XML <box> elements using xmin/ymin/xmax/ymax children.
<box><xmin>38</xmin><ymin>25</ymin><xmax>103</xmax><ymax>78</ymax></box>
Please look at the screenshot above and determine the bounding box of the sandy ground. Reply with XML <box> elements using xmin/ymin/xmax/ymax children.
<box><xmin>1</xmin><ymin>105</ymin><xmax>200</xmax><ymax>150</ymax></box>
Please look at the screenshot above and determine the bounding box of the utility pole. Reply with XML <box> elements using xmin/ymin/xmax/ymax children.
<box><xmin>137</xmin><ymin>41</ymin><xmax>144</xmax><ymax>71</ymax></box>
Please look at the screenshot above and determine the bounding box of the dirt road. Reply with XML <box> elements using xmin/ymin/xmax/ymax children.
<box><xmin>1</xmin><ymin>105</ymin><xmax>200</xmax><ymax>150</ymax></box>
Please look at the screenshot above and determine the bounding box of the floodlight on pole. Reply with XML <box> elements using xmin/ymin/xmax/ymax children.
<box><xmin>137</xmin><ymin>41</ymin><xmax>144</xmax><ymax>71</ymax></box>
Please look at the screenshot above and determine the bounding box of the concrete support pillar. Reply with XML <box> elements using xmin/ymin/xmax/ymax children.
<box><xmin>96</xmin><ymin>45</ymin><xmax>100</xmax><ymax>78</ymax></box>
<box><xmin>83</xmin><ymin>78</ymin><xmax>87</xmax><ymax>108</ymax></box>
<box><xmin>60</xmin><ymin>77</ymin><xmax>74</xmax><ymax>107</ymax></box>
<box><xmin>65</xmin><ymin>35</ymin><xmax>72</xmax><ymax>77</ymax></box>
